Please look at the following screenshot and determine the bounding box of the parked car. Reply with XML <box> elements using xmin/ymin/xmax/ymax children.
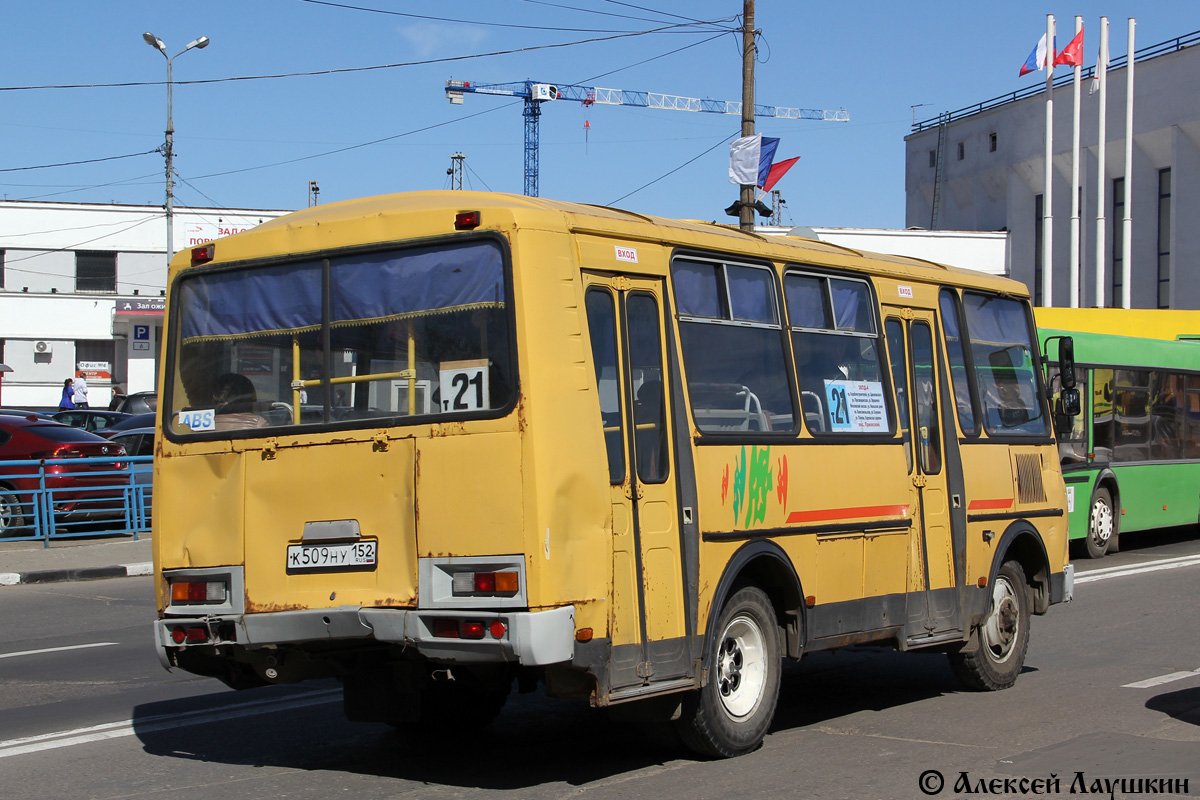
<box><xmin>98</xmin><ymin>413</ymin><xmax>156</xmax><ymax>437</ymax></box>
<box><xmin>105</xmin><ymin>426</ymin><xmax>154</xmax><ymax>486</ymax></box>
<box><xmin>52</xmin><ymin>409</ymin><xmax>131</xmax><ymax>434</ymax></box>
<box><xmin>0</xmin><ymin>416</ymin><xmax>128</xmax><ymax>537</ymax></box>
<box><xmin>0</xmin><ymin>409</ymin><xmax>52</xmax><ymax>419</ymax></box>
<box><xmin>113</xmin><ymin>391</ymin><xmax>157</xmax><ymax>415</ymax></box>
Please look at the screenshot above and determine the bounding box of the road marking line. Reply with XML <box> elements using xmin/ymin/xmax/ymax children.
<box><xmin>1075</xmin><ymin>554</ymin><xmax>1200</xmax><ymax>584</ymax></box>
<box><xmin>0</xmin><ymin>642</ymin><xmax>118</xmax><ymax>660</ymax></box>
<box><xmin>1122</xmin><ymin>668</ymin><xmax>1200</xmax><ymax>689</ymax></box>
<box><xmin>0</xmin><ymin>689</ymin><xmax>340</xmax><ymax>758</ymax></box>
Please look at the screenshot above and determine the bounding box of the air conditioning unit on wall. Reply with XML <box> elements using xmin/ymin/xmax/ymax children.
<box><xmin>34</xmin><ymin>340</ymin><xmax>52</xmax><ymax>354</ymax></box>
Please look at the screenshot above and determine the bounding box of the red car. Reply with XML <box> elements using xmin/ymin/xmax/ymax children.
<box><xmin>0</xmin><ymin>415</ymin><xmax>128</xmax><ymax>537</ymax></box>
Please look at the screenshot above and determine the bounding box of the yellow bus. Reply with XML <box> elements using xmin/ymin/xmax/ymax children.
<box><xmin>152</xmin><ymin>191</ymin><xmax>1074</xmax><ymax>757</ymax></box>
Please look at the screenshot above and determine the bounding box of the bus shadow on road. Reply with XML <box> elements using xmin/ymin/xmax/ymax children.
<box><xmin>1145</xmin><ymin>686</ymin><xmax>1200</xmax><ymax>727</ymax></box>
<box><xmin>128</xmin><ymin>647</ymin><xmax>1013</xmax><ymax>789</ymax></box>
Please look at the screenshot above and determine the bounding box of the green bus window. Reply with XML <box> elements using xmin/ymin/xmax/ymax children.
<box><xmin>786</xmin><ymin>272</ymin><xmax>888</xmax><ymax>435</ymax></box>
<box><xmin>1150</xmin><ymin>371</ymin><xmax>1185</xmax><ymax>460</ymax></box>
<box><xmin>962</xmin><ymin>293</ymin><xmax>1047</xmax><ymax>437</ymax></box>
<box><xmin>938</xmin><ymin>289</ymin><xmax>978</xmax><ymax>435</ymax></box>
<box><xmin>585</xmin><ymin>289</ymin><xmax>626</xmax><ymax>484</ymax></box>
<box><xmin>1113</xmin><ymin>369</ymin><xmax>1151</xmax><ymax>462</ymax></box>
<box><xmin>673</xmin><ymin>257</ymin><xmax>795</xmax><ymax>434</ymax></box>
<box><xmin>1092</xmin><ymin>368</ymin><xmax>1115</xmax><ymax>462</ymax></box>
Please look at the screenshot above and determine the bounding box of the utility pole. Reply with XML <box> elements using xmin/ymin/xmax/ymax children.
<box><xmin>308</xmin><ymin>181</ymin><xmax>320</xmax><ymax>207</ymax></box>
<box><xmin>739</xmin><ymin>0</ymin><xmax>756</xmax><ymax>232</ymax></box>
<box><xmin>448</xmin><ymin>152</ymin><xmax>466</xmax><ymax>190</ymax></box>
<box><xmin>769</xmin><ymin>190</ymin><xmax>785</xmax><ymax>226</ymax></box>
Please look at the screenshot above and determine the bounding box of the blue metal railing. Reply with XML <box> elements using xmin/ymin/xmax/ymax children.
<box><xmin>913</xmin><ymin>29</ymin><xmax>1200</xmax><ymax>132</ymax></box>
<box><xmin>0</xmin><ymin>455</ymin><xmax>152</xmax><ymax>546</ymax></box>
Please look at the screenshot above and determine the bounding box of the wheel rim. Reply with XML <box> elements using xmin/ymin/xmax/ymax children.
<box><xmin>0</xmin><ymin>494</ymin><xmax>14</xmax><ymax>533</ymax></box>
<box><xmin>981</xmin><ymin>575</ymin><xmax>1021</xmax><ymax>663</ymax></box>
<box><xmin>1090</xmin><ymin>498</ymin><xmax>1113</xmax><ymax>546</ymax></box>
<box><xmin>715</xmin><ymin>612</ymin><xmax>767</xmax><ymax>720</ymax></box>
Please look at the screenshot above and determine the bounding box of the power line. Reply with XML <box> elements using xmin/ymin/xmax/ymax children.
<box><xmin>0</xmin><ymin>150</ymin><xmax>159</xmax><ymax>174</ymax></box>
<box><xmin>0</xmin><ymin>22</ymin><xmax>734</xmax><ymax>93</ymax></box>
<box><xmin>608</xmin><ymin>130</ymin><xmax>736</xmax><ymax>206</ymax></box>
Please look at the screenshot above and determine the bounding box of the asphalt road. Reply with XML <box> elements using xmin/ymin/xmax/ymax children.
<box><xmin>1</xmin><ymin>530</ymin><xmax>1197</xmax><ymax>800</ymax></box>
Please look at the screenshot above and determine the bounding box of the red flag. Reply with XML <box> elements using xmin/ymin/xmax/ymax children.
<box><xmin>1055</xmin><ymin>27</ymin><xmax>1084</xmax><ymax>67</ymax></box>
<box><xmin>761</xmin><ymin>156</ymin><xmax>800</xmax><ymax>192</ymax></box>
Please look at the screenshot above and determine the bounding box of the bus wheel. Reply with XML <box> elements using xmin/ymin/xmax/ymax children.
<box><xmin>0</xmin><ymin>487</ymin><xmax>27</xmax><ymax>538</ymax></box>
<box><xmin>676</xmin><ymin>585</ymin><xmax>781</xmax><ymax>758</ymax></box>
<box><xmin>1086</xmin><ymin>487</ymin><xmax>1115</xmax><ymax>559</ymax></box>
<box><xmin>949</xmin><ymin>560</ymin><xmax>1030</xmax><ymax>691</ymax></box>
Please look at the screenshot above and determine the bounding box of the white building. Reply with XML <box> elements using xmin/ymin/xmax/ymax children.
<box><xmin>760</xmin><ymin>226</ymin><xmax>1009</xmax><ymax>277</ymax></box>
<box><xmin>0</xmin><ymin>201</ymin><xmax>289</xmax><ymax>410</ymax></box>
<box><xmin>905</xmin><ymin>29</ymin><xmax>1200</xmax><ymax>309</ymax></box>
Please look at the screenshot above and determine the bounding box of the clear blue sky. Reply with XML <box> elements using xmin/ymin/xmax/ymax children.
<box><xmin>2</xmin><ymin>1</ymin><xmax>1194</xmax><ymax>228</ymax></box>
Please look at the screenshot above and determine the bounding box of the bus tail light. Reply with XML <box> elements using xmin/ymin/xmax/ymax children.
<box><xmin>432</xmin><ymin>619</ymin><xmax>460</xmax><ymax>638</ymax></box>
<box><xmin>460</xmin><ymin>621</ymin><xmax>486</xmax><ymax>639</ymax></box>
<box><xmin>454</xmin><ymin>211</ymin><xmax>481</xmax><ymax>230</ymax></box>
<box><xmin>171</xmin><ymin>579</ymin><xmax>227</xmax><ymax>603</ymax></box>
<box><xmin>451</xmin><ymin>570</ymin><xmax>519</xmax><ymax>596</ymax></box>
<box><xmin>170</xmin><ymin>625</ymin><xmax>210</xmax><ymax>644</ymax></box>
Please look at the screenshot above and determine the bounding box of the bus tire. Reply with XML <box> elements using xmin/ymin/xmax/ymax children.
<box><xmin>949</xmin><ymin>560</ymin><xmax>1030</xmax><ymax>691</ymax></box>
<box><xmin>1085</xmin><ymin>487</ymin><xmax>1115</xmax><ymax>559</ymax></box>
<box><xmin>0</xmin><ymin>486</ymin><xmax>27</xmax><ymax>538</ymax></box>
<box><xmin>676</xmin><ymin>585</ymin><xmax>781</xmax><ymax>758</ymax></box>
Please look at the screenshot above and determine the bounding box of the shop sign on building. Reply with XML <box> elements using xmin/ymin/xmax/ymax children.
<box><xmin>78</xmin><ymin>361</ymin><xmax>112</xmax><ymax>381</ymax></box>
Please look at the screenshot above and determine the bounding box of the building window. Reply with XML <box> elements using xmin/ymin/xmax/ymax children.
<box><xmin>1112</xmin><ymin>178</ymin><xmax>1125</xmax><ymax>305</ymax></box>
<box><xmin>1157</xmin><ymin>168</ymin><xmax>1172</xmax><ymax>309</ymax></box>
<box><xmin>989</xmin><ymin>132</ymin><xmax>998</xmax><ymax>152</ymax></box>
<box><xmin>957</xmin><ymin>142</ymin><xmax>965</xmax><ymax>161</ymax></box>
<box><xmin>929</xmin><ymin>150</ymin><xmax>936</xmax><ymax>168</ymax></box>
<box><xmin>76</xmin><ymin>251</ymin><xmax>117</xmax><ymax>293</ymax></box>
<box><xmin>76</xmin><ymin>340</ymin><xmax>115</xmax><ymax>383</ymax></box>
<box><xmin>1034</xmin><ymin>194</ymin><xmax>1044</xmax><ymax>306</ymax></box>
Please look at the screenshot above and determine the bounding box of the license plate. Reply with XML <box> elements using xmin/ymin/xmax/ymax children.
<box><xmin>286</xmin><ymin>541</ymin><xmax>377</xmax><ymax>572</ymax></box>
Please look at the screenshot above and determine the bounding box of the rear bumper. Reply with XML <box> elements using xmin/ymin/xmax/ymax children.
<box><xmin>155</xmin><ymin>604</ymin><xmax>576</xmax><ymax>670</ymax></box>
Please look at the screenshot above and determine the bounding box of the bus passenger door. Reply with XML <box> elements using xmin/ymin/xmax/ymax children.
<box><xmin>884</xmin><ymin>311</ymin><xmax>962</xmax><ymax>641</ymax></box>
<box><xmin>583</xmin><ymin>274</ymin><xmax>689</xmax><ymax>693</ymax></box>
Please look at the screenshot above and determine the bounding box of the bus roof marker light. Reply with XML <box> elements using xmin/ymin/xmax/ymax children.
<box><xmin>454</xmin><ymin>211</ymin><xmax>481</xmax><ymax>230</ymax></box>
<box><xmin>191</xmin><ymin>244</ymin><xmax>215</xmax><ymax>264</ymax></box>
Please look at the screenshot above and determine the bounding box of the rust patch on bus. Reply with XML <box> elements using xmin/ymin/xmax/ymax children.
<box><xmin>430</xmin><ymin>422</ymin><xmax>467</xmax><ymax>437</ymax></box>
<box><xmin>245</xmin><ymin>600</ymin><xmax>306</xmax><ymax>613</ymax></box>
<box><xmin>367</xmin><ymin>596</ymin><xmax>416</xmax><ymax>607</ymax></box>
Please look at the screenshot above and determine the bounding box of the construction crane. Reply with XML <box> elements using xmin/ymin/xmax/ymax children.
<box><xmin>446</xmin><ymin>79</ymin><xmax>849</xmax><ymax>197</ymax></box>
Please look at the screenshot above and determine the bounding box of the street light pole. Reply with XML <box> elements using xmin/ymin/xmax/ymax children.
<box><xmin>143</xmin><ymin>32</ymin><xmax>209</xmax><ymax>264</ymax></box>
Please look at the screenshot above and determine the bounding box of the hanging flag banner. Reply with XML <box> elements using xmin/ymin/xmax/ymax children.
<box><xmin>1055</xmin><ymin>27</ymin><xmax>1084</xmax><ymax>67</ymax></box>
<box><xmin>730</xmin><ymin>135</ymin><xmax>799</xmax><ymax>191</ymax></box>
<box><xmin>1019</xmin><ymin>33</ymin><xmax>1054</xmax><ymax>76</ymax></box>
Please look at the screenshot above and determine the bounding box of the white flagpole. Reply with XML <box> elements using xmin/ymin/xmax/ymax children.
<box><xmin>1069</xmin><ymin>16</ymin><xmax>1083</xmax><ymax>308</ymax></box>
<box><xmin>1121</xmin><ymin>18</ymin><xmax>1136</xmax><ymax>309</ymax></box>
<box><xmin>1042</xmin><ymin>13</ymin><xmax>1055</xmax><ymax>307</ymax></box>
<box><xmin>1094</xmin><ymin>17</ymin><xmax>1109</xmax><ymax>307</ymax></box>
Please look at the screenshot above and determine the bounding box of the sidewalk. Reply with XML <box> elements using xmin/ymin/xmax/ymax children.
<box><xmin>0</xmin><ymin>533</ymin><xmax>152</xmax><ymax>586</ymax></box>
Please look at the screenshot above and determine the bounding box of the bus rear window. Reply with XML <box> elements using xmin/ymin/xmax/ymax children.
<box><xmin>167</xmin><ymin>239</ymin><xmax>513</xmax><ymax>434</ymax></box>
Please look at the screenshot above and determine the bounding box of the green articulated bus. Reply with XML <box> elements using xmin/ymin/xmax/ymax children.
<box><xmin>1040</xmin><ymin>327</ymin><xmax>1200</xmax><ymax>558</ymax></box>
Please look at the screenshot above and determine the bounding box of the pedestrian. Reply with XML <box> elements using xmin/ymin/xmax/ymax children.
<box><xmin>72</xmin><ymin>372</ymin><xmax>90</xmax><ymax>408</ymax></box>
<box><xmin>109</xmin><ymin>384</ymin><xmax>126</xmax><ymax>411</ymax></box>
<box><xmin>58</xmin><ymin>378</ymin><xmax>75</xmax><ymax>410</ymax></box>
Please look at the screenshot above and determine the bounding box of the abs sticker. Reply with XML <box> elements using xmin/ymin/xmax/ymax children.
<box><xmin>178</xmin><ymin>408</ymin><xmax>215</xmax><ymax>432</ymax></box>
<box><xmin>439</xmin><ymin>359</ymin><xmax>490</xmax><ymax>412</ymax></box>
<box><xmin>897</xmin><ymin>285</ymin><xmax>914</xmax><ymax>299</ymax></box>
<box><xmin>615</xmin><ymin>246</ymin><xmax>638</xmax><ymax>263</ymax></box>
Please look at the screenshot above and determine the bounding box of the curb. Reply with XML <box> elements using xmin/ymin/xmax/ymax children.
<box><xmin>0</xmin><ymin>561</ymin><xmax>153</xmax><ymax>587</ymax></box>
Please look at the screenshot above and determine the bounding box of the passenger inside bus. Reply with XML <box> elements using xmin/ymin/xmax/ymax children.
<box><xmin>212</xmin><ymin>372</ymin><xmax>268</xmax><ymax>430</ymax></box>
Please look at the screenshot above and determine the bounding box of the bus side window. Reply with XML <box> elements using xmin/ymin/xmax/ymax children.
<box><xmin>585</xmin><ymin>289</ymin><xmax>626</xmax><ymax>484</ymax></box>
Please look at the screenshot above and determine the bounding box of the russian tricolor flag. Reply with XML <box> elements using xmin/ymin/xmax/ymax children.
<box><xmin>1020</xmin><ymin>33</ymin><xmax>1053</xmax><ymax>76</ymax></box>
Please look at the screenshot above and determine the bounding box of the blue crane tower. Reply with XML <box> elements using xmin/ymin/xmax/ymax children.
<box><xmin>446</xmin><ymin>79</ymin><xmax>849</xmax><ymax>198</ymax></box>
